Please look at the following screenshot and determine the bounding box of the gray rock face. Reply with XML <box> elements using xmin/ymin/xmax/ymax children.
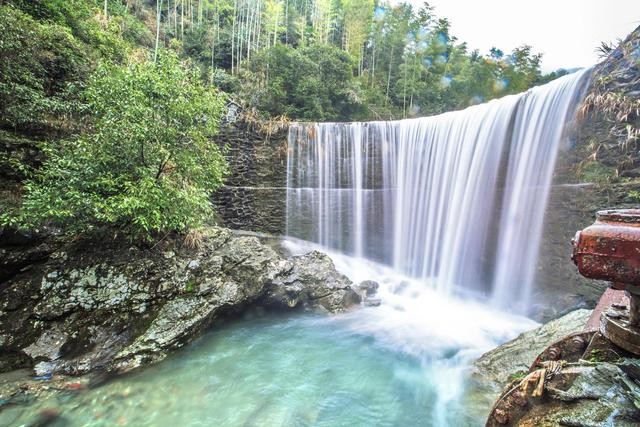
<box><xmin>0</xmin><ymin>227</ymin><xmax>359</xmax><ymax>375</ymax></box>
<box><xmin>358</xmin><ymin>280</ymin><xmax>379</xmax><ymax>296</ymax></box>
<box><xmin>469</xmin><ymin>309</ymin><xmax>594</xmax><ymax>422</ymax></box>
<box><xmin>0</xmin><ymin>228</ymin><xmax>60</xmax><ymax>283</ymax></box>
<box><xmin>538</xmin><ymin>361</ymin><xmax>640</xmax><ymax>426</ymax></box>
<box><xmin>486</xmin><ymin>360</ymin><xmax>640</xmax><ymax>426</ymax></box>
<box><xmin>473</xmin><ymin>309</ymin><xmax>592</xmax><ymax>393</ymax></box>
<box><xmin>356</xmin><ymin>280</ymin><xmax>381</xmax><ymax>306</ymax></box>
<box><xmin>268</xmin><ymin>251</ymin><xmax>360</xmax><ymax>313</ymax></box>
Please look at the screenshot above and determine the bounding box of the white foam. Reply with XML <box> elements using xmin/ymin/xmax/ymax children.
<box><xmin>283</xmin><ymin>238</ymin><xmax>538</xmax><ymax>359</ymax></box>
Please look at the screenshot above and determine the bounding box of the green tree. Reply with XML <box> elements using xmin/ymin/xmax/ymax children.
<box><xmin>504</xmin><ymin>45</ymin><xmax>543</xmax><ymax>92</ymax></box>
<box><xmin>5</xmin><ymin>51</ymin><xmax>227</xmax><ymax>239</ymax></box>
<box><xmin>240</xmin><ymin>43</ymin><xmax>362</xmax><ymax>120</ymax></box>
<box><xmin>341</xmin><ymin>0</ymin><xmax>374</xmax><ymax>73</ymax></box>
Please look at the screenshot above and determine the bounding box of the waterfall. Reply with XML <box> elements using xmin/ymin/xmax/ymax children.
<box><xmin>285</xmin><ymin>70</ymin><xmax>590</xmax><ymax>312</ymax></box>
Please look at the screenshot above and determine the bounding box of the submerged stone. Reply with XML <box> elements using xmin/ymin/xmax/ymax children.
<box><xmin>363</xmin><ymin>296</ymin><xmax>382</xmax><ymax>307</ymax></box>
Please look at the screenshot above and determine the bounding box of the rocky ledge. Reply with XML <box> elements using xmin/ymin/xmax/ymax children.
<box><xmin>0</xmin><ymin>227</ymin><xmax>360</xmax><ymax>377</ymax></box>
<box><xmin>473</xmin><ymin>309</ymin><xmax>593</xmax><ymax>394</ymax></box>
<box><xmin>474</xmin><ymin>309</ymin><xmax>640</xmax><ymax>426</ymax></box>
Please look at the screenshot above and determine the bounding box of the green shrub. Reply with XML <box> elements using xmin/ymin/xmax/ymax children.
<box><xmin>628</xmin><ymin>190</ymin><xmax>640</xmax><ymax>201</ymax></box>
<box><xmin>577</xmin><ymin>160</ymin><xmax>616</xmax><ymax>187</ymax></box>
<box><xmin>3</xmin><ymin>51</ymin><xmax>227</xmax><ymax>240</ymax></box>
<box><xmin>0</xmin><ymin>5</ymin><xmax>87</xmax><ymax>130</ymax></box>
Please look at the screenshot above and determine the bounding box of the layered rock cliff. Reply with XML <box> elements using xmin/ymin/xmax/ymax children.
<box><xmin>0</xmin><ymin>227</ymin><xmax>359</xmax><ymax>377</ymax></box>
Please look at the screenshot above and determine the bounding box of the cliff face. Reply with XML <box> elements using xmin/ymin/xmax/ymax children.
<box><xmin>556</xmin><ymin>24</ymin><xmax>640</xmax><ymax>184</ymax></box>
<box><xmin>533</xmin><ymin>27</ymin><xmax>640</xmax><ymax>319</ymax></box>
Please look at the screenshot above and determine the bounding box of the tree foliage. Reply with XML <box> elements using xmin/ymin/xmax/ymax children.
<box><xmin>148</xmin><ymin>0</ymin><xmax>564</xmax><ymax>121</ymax></box>
<box><xmin>239</xmin><ymin>43</ymin><xmax>361</xmax><ymax>120</ymax></box>
<box><xmin>4</xmin><ymin>52</ymin><xmax>227</xmax><ymax>239</ymax></box>
<box><xmin>0</xmin><ymin>0</ymin><xmax>572</xmax><ymax>239</ymax></box>
<box><xmin>1</xmin><ymin>0</ymin><xmax>556</xmax><ymax>124</ymax></box>
<box><xmin>0</xmin><ymin>1</ymin><xmax>153</xmax><ymax>144</ymax></box>
<box><xmin>0</xmin><ymin>5</ymin><xmax>86</xmax><ymax>132</ymax></box>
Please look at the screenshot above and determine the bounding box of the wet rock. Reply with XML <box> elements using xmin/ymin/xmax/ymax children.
<box><xmin>541</xmin><ymin>361</ymin><xmax>640</xmax><ymax>426</ymax></box>
<box><xmin>362</xmin><ymin>296</ymin><xmax>382</xmax><ymax>307</ymax></box>
<box><xmin>0</xmin><ymin>227</ymin><xmax>358</xmax><ymax>376</ymax></box>
<box><xmin>355</xmin><ymin>280</ymin><xmax>381</xmax><ymax>306</ymax></box>
<box><xmin>33</xmin><ymin>363</ymin><xmax>55</xmax><ymax>377</ymax></box>
<box><xmin>473</xmin><ymin>309</ymin><xmax>592</xmax><ymax>394</ymax></box>
<box><xmin>31</xmin><ymin>407</ymin><xmax>63</xmax><ymax>427</ymax></box>
<box><xmin>487</xmin><ymin>361</ymin><xmax>640</xmax><ymax>426</ymax></box>
<box><xmin>22</xmin><ymin>328</ymin><xmax>67</xmax><ymax>363</ymax></box>
<box><xmin>268</xmin><ymin>251</ymin><xmax>360</xmax><ymax>313</ymax></box>
<box><xmin>358</xmin><ymin>280</ymin><xmax>379</xmax><ymax>296</ymax></box>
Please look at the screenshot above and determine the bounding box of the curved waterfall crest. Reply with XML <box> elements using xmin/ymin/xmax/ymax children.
<box><xmin>285</xmin><ymin>69</ymin><xmax>591</xmax><ymax>312</ymax></box>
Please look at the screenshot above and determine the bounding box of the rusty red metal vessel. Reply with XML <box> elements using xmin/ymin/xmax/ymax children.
<box><xmin>572</xmin><ymin>208</ymin><xmax>640</xmax><ymax>354</ymax></box>
<box><xmin>572</xmin><ymin>209</ymin><xmax>640</xmax><ymax>289</ymax></box>
<box><xmin>486</xmin><ymin>210</ymin><xmax>640</xmax><ymax>426</ymax></box>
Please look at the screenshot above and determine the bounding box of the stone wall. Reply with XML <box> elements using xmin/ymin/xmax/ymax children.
<box><xmin>213</xmin><ymin>186</ymin><xmax>287</xmax><ymax>234</ymax></box>
<box><xmin>212</xmin><ymin>120</ymin><xmax>289</xmax><ymax>235</ymax></box>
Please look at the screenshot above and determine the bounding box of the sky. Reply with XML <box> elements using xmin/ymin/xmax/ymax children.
<box><xmin>401</xmin><ymin>0</ymin><xmax>640</xmax><ymax>72</ymax></box>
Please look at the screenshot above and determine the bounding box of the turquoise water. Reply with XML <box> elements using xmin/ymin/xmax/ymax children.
<box><xmin>3</xmin><ymin>313</ymin><xmax>481</xmax><ymax>427</ymax></box>
<box><xmin>1</xmin><ymin>241</ymin><xmax>537</xmax><ymax>427</ymax></box>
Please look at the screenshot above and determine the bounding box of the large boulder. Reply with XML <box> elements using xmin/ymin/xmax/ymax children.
<box><xmin>467</xmin><ymin>309</ymin><xmax>593</xmax><ymax>421</ymax></box>
<box><xmin>267</xmin><ymin>250</ymin><xmax>360</xmax><ymax>312</ymax></box>
<box><xmin>0</xmin><ymin>227</ymin><xmax>359</xmax><ymax>375</ymax></box>
<box><xmin>473</xmin><ymin>309</ymin><xmax>592</xmax><ymax>394</ymax></box>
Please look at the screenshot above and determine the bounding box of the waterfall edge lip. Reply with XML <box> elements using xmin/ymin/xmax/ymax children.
<box><xmin>288</xmin><ymin>67</ymin><xmax>592</xmax><ymax>128</ymax></box>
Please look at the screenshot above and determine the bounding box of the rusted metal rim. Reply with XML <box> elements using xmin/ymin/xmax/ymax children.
<box><xmin>596</xmin><ymin>209</ymin><xmax>640</xmax><ymax>224</ymax></box>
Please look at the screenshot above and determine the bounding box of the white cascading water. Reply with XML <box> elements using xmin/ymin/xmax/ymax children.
<box><xmin>285</xmin><ymin>69</ymin><xmax>590</xmax><ymax>313</ymax></box>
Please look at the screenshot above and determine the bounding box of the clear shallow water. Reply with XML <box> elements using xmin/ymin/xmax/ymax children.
<box><xmin>2</xmin><ymin>241</ymin><xmax>537</xmax><ymax>427</ymax></box>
